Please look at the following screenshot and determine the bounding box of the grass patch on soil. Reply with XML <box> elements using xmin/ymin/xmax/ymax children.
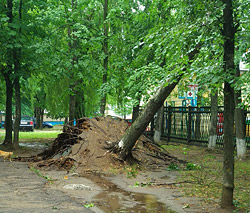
<box><xmin>162</xmin><ymin>143</ymin><xmax>250</xmax><ymax>212</ymax></box>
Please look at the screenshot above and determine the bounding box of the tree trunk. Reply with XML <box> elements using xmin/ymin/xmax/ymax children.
<box><xmin>132</xmin><ymin>104</ymin><xmax>140</xmax><ymax>123</ymax></box>
<box><xmin>208</xmin><ymin>90</ymin><xmax>218</xmax><ymax>149</ymax></box>
<box><xmin>13</xmin><ymin>0</ymin><xmax>23</xmax><ymax>148</ymax></box>
<box><xmin>69</xmin><ymin>93</ymin><xmax>76</xmax><ymax>126</ymax></box>
<box><xmin>35</xmin><ymin>107</ymin><xmax>42</xmax><ymax>129</ymax></box>
<box><xmin>75</xmin><ymin>88</ymin><xmax>85</xmax><ymax>120</ymax></box>
<box><xmin>116</xmin><ymin>79</ymin><xmax>181</xmax><ymax>160</ymax></box>
<box><xmin>221</xmin><ymin>0</ymin><xmax>235</xmax><ymax>208</ymax></box>
<box><xmin>3</xmin><ymin>75</ymin><xmax>13</xmax><ymax>145</ymax></box>
<box><xmin>13</xmin><ymin>77</ymin><xmax>21</xmax><ymax>148</ymax></box>
<box><xmin>153</xmin><ymin>105</ymin><xmax>164</xmax><ymax>143</ymax></box>
<box><xmin>64</xmin><ymin>117</ymin><xmax>68</xmax><ymax>126</ymax></box>
<box><xmin>40</xmin><ymin>108</ymin><xmax>44</xmax><ymax>128</ymax></box>
<box><xmin>67</xmin><ymin>0</ymin><xmax>78</xmax><ymax>126</ymax></box>
<box><xmin>100</xmin><ymin>0</ymin><xmax>108</xmax><ymax>115</ymax></box>
<box><xmin>111</xmin><ymin>45</ymin><xmax>200</xmax><ymax>160</ymax></box>
<box><xmin>234</xmin><ymin>65</ymin><xmax>246</xmax><ymax>159</ymax></box>
<box><xmin>3</xmin><ymin>0</ymin><xmax>14</xmax><ymax>146</ymax></box>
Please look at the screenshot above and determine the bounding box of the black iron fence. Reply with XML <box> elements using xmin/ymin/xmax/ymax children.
<box><xmin>146</xmin><ymin>106</ymin><xmax>250</xmax><ymax>148</ymax></box>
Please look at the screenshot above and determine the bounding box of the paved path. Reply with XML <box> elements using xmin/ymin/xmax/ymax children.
<box><xmin>0</xmin><ymin>160</ymin><xmax>92</xmax><ymax>213</ymax></box>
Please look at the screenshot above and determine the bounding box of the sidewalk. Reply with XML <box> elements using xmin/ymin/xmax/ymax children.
<box><xmin>0</xmin><ymin>160</ymin><xmax>92</xmax><ymax>213</ymax></box>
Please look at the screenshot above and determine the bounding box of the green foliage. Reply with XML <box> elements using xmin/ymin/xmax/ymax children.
<box><xmin>84</xmin><ymin>203</ymin><xmax>95</xmax><ymax>208</ymax></box>
<box><xmin>185</xmin><ymin>163</ymin><xmax>201</xmax><ymax>171</ymax></box>
<box><xmin>167</xmin><ymin>163</ymin><xmax>179</xmax><ymax>171</ymax></box>
<box><xmin>124</xmin><ymin>165</ymin><xmax>138</xmax><ymax>178</ymax></box>
<box><xmin>133</xmin><ymin>181</ymin><xmax>152</xmax><ymax>187</ymax></box>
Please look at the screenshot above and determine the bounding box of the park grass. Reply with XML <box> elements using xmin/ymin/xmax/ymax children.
<box><xmin>0</xmin><ymin>129</ymin><xmax>62</xmax><ymax>142</ymax></box>
<box><xmin>162</xmin><ymin>143</ymin><xmax>250</xmax><ymax>212</ymax></box>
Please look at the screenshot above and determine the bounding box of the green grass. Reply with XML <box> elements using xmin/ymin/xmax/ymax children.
<box><xmin>162</xmin><ymin>143</ymin><xmax>250</xmax><ymax>212</ymax></box>
<box><xmin>0</xmin><ymin>130</ymin><xmax>61</xmax><ymax>142</ymax></box>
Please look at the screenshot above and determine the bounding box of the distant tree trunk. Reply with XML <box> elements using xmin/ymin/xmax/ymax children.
<box><xmin>13</xmin><ymin>0</ymin><xmax>22</xmax><ymax>148</ymax></box>
<box><xmin>75</xmin><ymin>89</ymin><xmax>85</xmax><ymax>120</ymax></box>
<box><xmin>40</xmin><ymin>109</ymin><xmax>44</xmax><ymax>127</ymax></box>
<box><xmin>35</xmin><ymin>107</ymin><xmax>42</xmax><ymax>129</ymax></box>
<box><xmin>68</xmin><ymin>0</ymin><xmax>78</xmax><ymax>126</ymax></box>
<box><xmin>234</xmin><ymin>65</ymin><xmax>246</xmax><ymax>159</ymax></box>
<box><xmin>221</xmin><ymin>0</ymin><xmax>235</xmax><ymax>208</ymax></box>
<box><xmin>153</xmin><ymin>105</ymin><xmax>164</xmax><ymax>143</ymax></box>
<box><xmin>132</xmin><ymin>104</ymin><xmax>140</xmax><ymax>123</ymax></box>
<box><xmin>3</xmin><ymin>0</ymin><xmax>14</xmax><ymax>146</ymax></box>
<box><xmin>100</xmin><ymin>0</ymin><xmax>108</xmax><ymax>115</ymax></box>
<box><xmin>69</xmin><ymin>93</ymin><xmax>76</xmax><ymax>126</ymax></box>
<box><xmin>64</xmin><ymin>117</ymin><xmax>68</xmax><ymax>126</ymax></box>
<box><xmin>208</xmin><ymin>90</ymin><xmax>218</xmax><ymax>149</ymax></box>
<box><xmin>3</xmin><ymin>74</ymin><xmax>13</xmax><ymax>145</ymax></box>
<box><xmin>13</xmin><ymin>76</ymin><xmax>21</xmax><ymax>148</ymax></box>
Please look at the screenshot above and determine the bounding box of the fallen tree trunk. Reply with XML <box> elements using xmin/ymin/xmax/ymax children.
<box><xmin>113</xmin><ymin>78</ymin><xmax>181</xmax><ymax>160</ymax></box>
<box><xmin>109</xmin><ymin>46</ymin><xmax>200</xmax><ymax>161</ymax></box>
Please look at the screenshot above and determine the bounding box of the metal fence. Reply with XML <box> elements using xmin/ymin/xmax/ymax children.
<box><xmin>146</xmin><ymin>106</ymin><xmax>250</xmax><ymax>148</ymax></box>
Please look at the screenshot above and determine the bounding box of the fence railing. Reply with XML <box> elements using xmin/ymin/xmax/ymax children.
<box><xmin>146</xmin><ymin>106</ymin><xmax>250</xmax><ymax>148</ymax></box>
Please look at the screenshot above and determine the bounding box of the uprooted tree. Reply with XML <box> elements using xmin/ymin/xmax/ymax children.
<box><xmin>107</xmin><ymin>46</ymin><xmax>200</xmax><ymax>161</ymax></box>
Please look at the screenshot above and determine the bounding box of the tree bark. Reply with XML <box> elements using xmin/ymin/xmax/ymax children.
<box><xmin>69</xmin><ymin>93</ymin><xmax>76</xmax><ymax>126</ymax></box>
<box><xmin>3</xmin><ymin>74</ymin><xmax>13</xmax><ymax>145</ymax></box>
<box><xmin>75</xmin><ymin>88</ymin><xmax>85</xmax><ymax>120</ymax></box>
<box><xmin>221</xmin><ymin>0</ymin><xmax>235</xmax><ymax>208</ymax></box>
<box><xmin>35</xmin><ymin>107</ymin><xmax>42</xmax><ymax>129</ymax></box>
<box><xmin>13</xmin><ymin>77</ymin><xmax>21</xmax><ymax>148</ymax></box>
<box><xmin>3</xmin><ymin>0</ymin><xmax>14</xmax><ymax>146</ymax></box>
<box><xmin>13</xmin><ymin>0</ymin><xmax>23</xmax><ymax>148</ymax></box>
<box><xmin>208</xmin><ymin>90</ymin><xmax>218</xmax><ymax>149</ymax></box>
<box><xmin>153</xmin><ymin>105</ymin><xmax>164</xmax><ymax>143</ymax></box>
<box><xmin>116</xmin><ymin>79</ymin><xmax>181</xmax><ymax>160</ymax></box>
<box><xmin>234</xmin><ymin>65</ymin><xmax>246</xmax><ymax>159</ymax></box>
<box><xmin>100</xmin><ymin>0</ymin><xmax>108</xmax><ymax>115</ymax></box>
<box><xmin>132</xmin><ymin>104</ymin><xmax>140</xmax><ymax>123</ymax></box>
<box><xmin>68</xmin><ymin>0</ymin><xmax>78</xmax><ymax>126</ymax></box>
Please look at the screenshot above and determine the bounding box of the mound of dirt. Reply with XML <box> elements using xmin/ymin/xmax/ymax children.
<box><xmin>32</xmin><ymin>116</ymin><xmax>180</xmax><ymax>174</ymax></box>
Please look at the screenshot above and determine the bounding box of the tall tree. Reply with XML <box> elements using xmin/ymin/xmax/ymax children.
<box><xmin>221</xmin><ymin>0</ymin><xmax>236</xmax><ymax>208</ymax></box>
<box><xmin>13</xmin><ymin>0</ymin><xmax>23</xmax><ymax>147</ymax></box>
<box><xmin>2</xmin><ymin>0</ymin><xmax>14</xmax><ymax>146</ymax></box>
<box><xmin>68</xmin><ymin>0</ymin><xmax>78</xmax><ymax>126</ymax></box>
<box><xmin>100</xmin><ymin>0</ymin><xmax>108</xmax><ymax>115</ymax></box>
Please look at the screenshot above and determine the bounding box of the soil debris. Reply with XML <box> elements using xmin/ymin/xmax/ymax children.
<box><xmin>31</xmin><ymin>116</ymin><xmax>181</xmax><ymax>173</ymax></box>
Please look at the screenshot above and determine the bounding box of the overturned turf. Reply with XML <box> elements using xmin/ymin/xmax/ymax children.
<box><xmin>32</xmin><ymin>116</ymin><xmax>181</xmax><ymax>173</ymax></box>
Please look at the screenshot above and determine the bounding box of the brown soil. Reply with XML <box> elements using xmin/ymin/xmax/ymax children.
<box><xmin>32</xmin><ymin>116</ymin><xmax>179</xmax><ymax>174</ymax></box>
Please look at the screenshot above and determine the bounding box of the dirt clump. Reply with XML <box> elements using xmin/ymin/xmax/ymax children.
<box><xmin>31</xmin><ymin>116</ymin><xmax>180</xmax><ymax>174</ymax></box>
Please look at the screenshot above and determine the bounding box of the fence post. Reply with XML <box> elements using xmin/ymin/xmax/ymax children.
<box><xmin>187</xmin><ymin>106</ymin><xmax>192</xmax><ymax>143</ymax></box>
<box><xmin>167</xmin><ymin>106</ymin><xmax>172</xmax><ymax>142</ymax></box>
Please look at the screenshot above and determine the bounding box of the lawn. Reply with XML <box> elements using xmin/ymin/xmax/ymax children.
<box><xmin>162</xmin><ymin>143</ymin><xmax>250</xmax><ymax>212</ymax></box>
<box><xmin>0</xmin><ymin>128</ymin><xmax>62</xmax><ymax>142</ymax></box>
